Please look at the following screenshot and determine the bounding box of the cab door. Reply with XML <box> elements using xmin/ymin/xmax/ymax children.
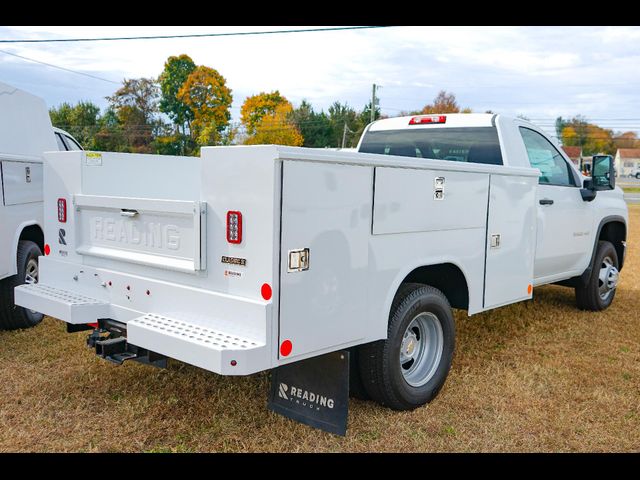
<box><xmin>518</xmin><ymin>127</ymin><xmax>593</xmax><ymax>282</ymax></box>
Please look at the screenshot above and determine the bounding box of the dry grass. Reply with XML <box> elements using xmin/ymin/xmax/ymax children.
<box><xmin>1</xmin><ymin>209</ymin><xmax>639</xmax><ymax>452</ymax></box>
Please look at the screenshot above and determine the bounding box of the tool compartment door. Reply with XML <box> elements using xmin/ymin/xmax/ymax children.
<box><xmin>279</xmin><ymin>161</ymin><xmax>372</xmax><ymax>359</ymax></box>
<box><xmin>1</xmin><ymin>161</ymin><xmax>43</xmax><ymax>206</ymax></box>
<box><xmin>483</xmin><ymin>174</ymin><xmax>537</xmax><ymax>308</ymax></box>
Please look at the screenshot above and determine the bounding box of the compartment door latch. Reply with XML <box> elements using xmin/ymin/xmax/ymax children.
<box><xmin>288</xmin><ymin>248</ymin><xmax>310</xmax><ymax>272</ymax></box>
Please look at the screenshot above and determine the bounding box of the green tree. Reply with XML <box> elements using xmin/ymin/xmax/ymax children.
<box><xmin>93</xmin><ymin>107</ymin><xmax>125</xmax><ymax>152</ymax></box>
<box><xmin>177</xmin><ymin>66</ymin><xmax>233</xmax><ymax>147</ymax></box>
<box><xmin>290</xmin><ymin>100</ymin><xmax>333</xmax><ymax>148</ymax></box>
<box><xmin>327</xmin><ymin>102</ymin><xmax>360</xmax><ymax>148</ymax></box>
<box><xmin>49</xmin><ymin>101</ymin><xmax>101</xmax><ymax>149</ymax></box>
<box><xmin>106</xmin><ymin>78</ymin><xmax>160</xmax><ymax>153</ymax></box>
<box><xmin>158</xmin><ymin>54</ymin><xmax>196</xmax><ymax>154</ymax></box>
<box><xmin>555</xmin><ymin>116</ymin><xmax>567</xmax><ymax>140</ymax></box>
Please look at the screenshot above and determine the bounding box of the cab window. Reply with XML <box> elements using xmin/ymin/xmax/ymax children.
<box><xmin>54</xmin><ymin>132</ymin><xmax>66</xmax><ymax>151</ymax></box>
<box><xmin>519</xmin><ymin>127</ymin><xmax>575</xmax><ymax>186</ymax></box>
<box><xmin>359</xmin><ymin>127</ymin><xmax>503</xmax><ymax>165</ymax></box>
<box><xmin>63</xmin><ymin>135</ymin><xmax>82</xmax><ymax>151</ymax></box>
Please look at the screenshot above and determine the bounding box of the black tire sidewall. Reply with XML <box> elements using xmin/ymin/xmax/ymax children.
<box><xmin>385</xmin><ymin>288</ymin><xmax>455</xmax><ymax>409</ymax></box>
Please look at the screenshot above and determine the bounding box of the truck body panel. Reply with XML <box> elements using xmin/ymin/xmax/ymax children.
<box><xmin>16</xmin><ymin>140</ymin><xmax>543</xmax><ymax>374</ymax></box>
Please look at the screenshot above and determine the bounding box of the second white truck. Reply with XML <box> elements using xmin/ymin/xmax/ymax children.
<box><xmin>15</xmin><ymin>113</ymin><xmax>627</xmax><ymax>434</ymax></box>
<box><xmin>0</xmin><ymin>81</ymin><xmax>83</xmax><ymax>331</ymax></box>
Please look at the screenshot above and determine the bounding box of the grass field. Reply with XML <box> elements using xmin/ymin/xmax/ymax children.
<box><xmin>1</xmin><ymin>208</ymin><xmax>638</xmax><ymax>452</ymax></box>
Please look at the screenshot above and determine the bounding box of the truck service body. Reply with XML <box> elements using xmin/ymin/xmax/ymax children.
<box><xmin>0</xmin><ymin>81</ymin><xmax>82</xmax><ymax>331</ymax></box>
<box><xmin>15</xmin><ymin>113</ymin><xmax>627</xmax><ymax>432</ymax></box>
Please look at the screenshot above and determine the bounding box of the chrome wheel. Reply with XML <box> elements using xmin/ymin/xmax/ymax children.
<box><xmin>25</xmin><ymin>258</ymin><xmax>38</xmax><ymax>284</ymax></box>
<box><xmin>400</xmin><ymin>312</ymin><xmax>444</xmax><ymax>387</ymax></box>
<box><xmin>598</xmin><ymin>256</ymin><xmax>619</xmax><ymax>301</ymax></box>
<box><xmin>25</xmin><ymin>258</ymin><xmax>40</xmax><ymax>315</ymax></box>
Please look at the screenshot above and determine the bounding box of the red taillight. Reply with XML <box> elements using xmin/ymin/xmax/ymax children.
<box><xmin>226</xmin><ymin>211</ymin><xmax>243</xmax><ymax>244</ymax></box>
<box><xmin>409</xmin><ymin>115</ymin><xmax>447</xmax><ymax>125</ymax></box>
<box><xmin>57</xmin><ymin>198</ymin><xmax>67</xmax><ymax>223</ymax></box>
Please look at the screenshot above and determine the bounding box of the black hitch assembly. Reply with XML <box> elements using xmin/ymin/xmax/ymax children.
<box><xmin>85</xmin><ymin>318</ymin><xmax>167</xmax><ymax>368</ymax></box>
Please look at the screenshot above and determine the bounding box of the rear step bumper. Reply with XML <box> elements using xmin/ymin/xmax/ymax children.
<box><xmin>14</xmin><ymin>283</ymin><xmax>109</xmax><ymax>324</ymax></box>
<box><xmin>127</xmin><ymin>313</ymin><xmax>267</xmax><ymax>375</ymax></box>
<box><xmin>14</xmin><ymin>283</ymin><xmax>271</xmax><ymax>376</ymax></box>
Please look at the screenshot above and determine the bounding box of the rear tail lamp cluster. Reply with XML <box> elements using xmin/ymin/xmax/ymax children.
<box><xmin>409</xmin><ymin>115</ymin><xmax>447</xmax><ymax>125</ymax></box>
<box><xmin>226</xmin><ymin>211</ymin><xmax>243</xmax><ymax>244</ymax></box>
<box><xmin>57</xmin><ymin>198</ymin><xmax>67</xmax><ymax>223</ymax></box>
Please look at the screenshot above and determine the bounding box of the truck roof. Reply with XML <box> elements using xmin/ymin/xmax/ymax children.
<box><xmin>368</xmin><ymin>113</ymin><xmax>497</xmax><ymax>131</ymax></box>
<box><xmin>0</xmin><ymin>81</ymin><xmax>57</xmax><ymax>161</ymax></box>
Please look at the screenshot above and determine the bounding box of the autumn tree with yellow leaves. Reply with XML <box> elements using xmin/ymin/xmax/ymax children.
<box><xmin>241</xmin><ymin>92</ymin><xmax>303</xmax><ymax>146</ymax></box>
<box><xmin>177</xmin><ymin>66</ymin><xmax>233</xmax><ymax>146</ymax></box>
<box><xmin>240</xmin><ymin>91</ymin><xmax>290</xmax><ymax>136</ymax></box>
<box><xmin>244</xmin><ymin>103</ymin><xmax>303</xmax><ymax>146</ymax></box>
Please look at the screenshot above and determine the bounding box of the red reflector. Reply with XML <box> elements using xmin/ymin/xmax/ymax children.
<box><xmin>261</xmin><ymin>283</ymin><xmax>272</xmax><ymax>301</ymax></box>
<box><xmin>280</xmin><ymin>340</ymin><xmax>292</xmax><ymax>357</ymax></box>
<box><xmin>409</xmin><ymin>115</ymin><xmax>447</xmax><ymax>125</ymax></box>
<box><xmin>44</xmin><ymin>244</ymin><xmax>51</xmax><ymax>256</ymax></box>
<box><xmin>226</xmin><ymin>211</ymin><xmax>243</xmax><ymax>244</ymax></box>
<box><xmin>88</xmin><ymin>322</ymin><xmax>98</xmax><ymax>328</ymax></box>
<box><xmin>57</xmin><ymin>198</ymin><xmax>67</xmax><ymax>223</ymax></box>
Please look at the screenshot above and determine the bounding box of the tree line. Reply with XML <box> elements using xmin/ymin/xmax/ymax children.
<box><xmin>49</xmin><ymin>53</ymin><xmax>639</xmax><ymax>156</ymax></box>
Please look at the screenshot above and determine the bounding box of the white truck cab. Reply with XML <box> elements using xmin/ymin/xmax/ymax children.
<box><xmin>15</xmin><ymin>113</ymin><xmax>627</xmax><ymax>434</ymax></box>
<box><xmin>0</xmin><ymin>81</ymin><xmax>82</xmax><ymax>330</ymax></box>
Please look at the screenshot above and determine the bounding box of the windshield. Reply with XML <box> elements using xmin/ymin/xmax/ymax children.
<box><xmin>358</xmin><ymin>127</ymin><xmax>503</xmax><ymax>165</ymax></box>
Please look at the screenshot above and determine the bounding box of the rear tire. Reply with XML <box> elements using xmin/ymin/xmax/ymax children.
<box><xmin>348</xmin><ymin>347</ymin><xmax>370</xmax><ymax>400</ymax></box>
<box><xmin>575</xmin><ymin>240</ymin><xmax>619</xmax><ymax>311</ymax></box>
<box><xmin>358</xmin><ymin>283</ymin><xmax>455</xmax><ymax>411</ymax></box>
<box><xmin>0</xmin><ymin>240</ymin><xmax>44</xmax><ymax>330</ymax></box>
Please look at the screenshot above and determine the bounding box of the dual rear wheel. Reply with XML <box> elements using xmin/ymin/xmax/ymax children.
<box><xmin>353</xmin><ymin>283</ymin><xmax>455</xmax><ymax>410</ymax></box>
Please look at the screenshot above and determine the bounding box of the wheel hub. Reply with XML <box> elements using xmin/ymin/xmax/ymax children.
<box><xmin>399</xmin><ymin>312</ymin><xmax>444</xmax><ymax>387</ymax></box>
<box><xmin>598</xmin><ymin>256</ymin><xmax>619</xmax><ymax>301</ymax></box>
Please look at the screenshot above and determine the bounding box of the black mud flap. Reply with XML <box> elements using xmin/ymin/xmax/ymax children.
<box><xmin>268</xmin><ymin>350</ymin><xmax>349</xmax><ymax>436</ymax></box>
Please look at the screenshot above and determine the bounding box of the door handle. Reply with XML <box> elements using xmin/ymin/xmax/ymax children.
<box><xmin>539</xmin><ymin>198</ymin><xmax>554</xmax><ymax>205</ymax></box>
<box><xmin>120</xmin><ymin>209</ymin><xmax>139</xmax><ymax>217</ymax></box>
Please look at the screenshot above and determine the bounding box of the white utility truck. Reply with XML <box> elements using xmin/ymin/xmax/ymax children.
<box><xmin>0</xmin><ymin>81</ymin><xmax>82</xmax><ymax>331</ymax></box>
<box><xmin>15</xmin><ymin>113</ymin><xmax>627</xmax><ymax>434</ymax></box>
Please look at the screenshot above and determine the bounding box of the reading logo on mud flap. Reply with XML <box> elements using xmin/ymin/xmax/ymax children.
<box><xmin>277</xmin><ymin>382</ymin><xmax>335</xmax><ymax>410</ymax></box>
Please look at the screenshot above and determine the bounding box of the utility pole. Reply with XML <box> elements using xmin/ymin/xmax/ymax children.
<box><xmin>341</xmin><ymin>122</ymin><xmax>354</xmax><ymax>149</ymax></box>
<box><xmin>371</xmin><ymin>84</ymin><xmax>377</xmax><ymax>124</ymax></box>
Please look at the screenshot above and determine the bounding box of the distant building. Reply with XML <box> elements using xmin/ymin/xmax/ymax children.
<box><xmin>561</xmin><ymin>146</ymin><xmax>582</xmax><ymax>166</ymax></box>
<box><xmin>561</xmin><ymin>146</ymin><xmax>591</xmax><ymax>173</ymax></box>
<box><xmin>614</xmin><ymin>148</ymin><xmax>640</xmax><ymax>177</ymax></box>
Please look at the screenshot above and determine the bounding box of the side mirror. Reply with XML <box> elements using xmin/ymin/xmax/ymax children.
<box><xmin>591</xmin><ymin>154</ymin><xmax>615</xmax><ymax>191</ymax></box>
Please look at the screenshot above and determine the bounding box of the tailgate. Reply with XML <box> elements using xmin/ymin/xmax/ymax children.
<box><xmin>74</xmin><ymin>194</ymin><xmax>206</xmax><ymax>273</ymax></box>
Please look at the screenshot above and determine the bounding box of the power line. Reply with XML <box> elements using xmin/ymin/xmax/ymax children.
<box><xmin>0</xmin><ymin>49</ymin><xmax>119</xmax><ymax>84</ymax></box>
<box><xmin>0</xmin><ymin>26</ymin><xmax>396</xmax><ymax>44</ymax></box>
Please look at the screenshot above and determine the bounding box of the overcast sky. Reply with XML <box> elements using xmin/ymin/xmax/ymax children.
<box><xmin>1</xmin><ymin>25</ymin><xmax>639</xmax><ymax>138</ymax></box>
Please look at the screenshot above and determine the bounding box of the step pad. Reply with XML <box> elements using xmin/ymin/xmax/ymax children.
<box><xmin>127</xmin><ymin>313</ymin><xmax>268</xmax><ymax>375</ymax></box>
<box><xmin>14</xmin><ymin>283</ymin><xmax>109</xmax><ymax>324</ymax></box>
